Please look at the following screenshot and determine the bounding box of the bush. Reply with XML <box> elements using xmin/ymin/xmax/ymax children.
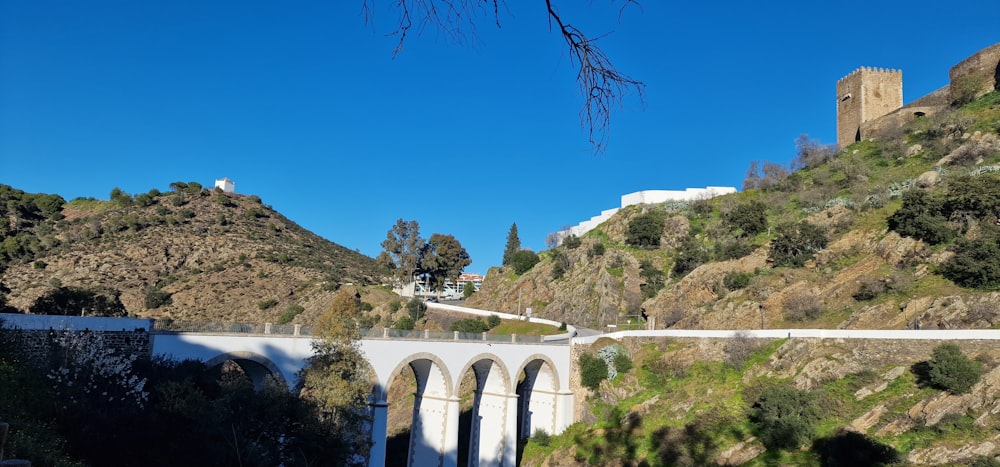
<box><xmin>723</xmin><ymin>200</ymin><xmax>768</xmax><ymax>237</ymax></box>
<box><xmin>144</xmin><ymin>287</ymin><xmax>173</xmax><ymax>309</ymax></box>
<box><xmin>509</xmin><ymin>250</ymin><xmax>540</xmax><ymax>275</ymax></box>
<box><xmin>530</xmin><ymin>429</ymin><xmax>552</xmax><ymax>447</ymax></box>
<box><xmin>853</xmin><ymin>277</ymin><xmax>887</xmax><ymax>301</ymax></box>
<box><xmin>406</xmin><ymin>298</ymin><xmax>426</xmax><ymax>321</ymax></box>
<box><xmin>579</xmin><ymin>353</ymin><xmax>608</xmax><ymax>390</ymax></box>
<box><xmin>928</xmin><ymin>343</ymin><xmax>982</xmax><ymax>394</ymax></box>
<box><xmin>278</xmin><ymin>304</ymin><xmax>304</xmax><ymax>325</ymax></box>
<box><xmin>813</xmin><ymin>430</ymin><xmax>902</xmax><ymax>466</ymax></box>
<box><xmin>588</xmin><ymin>243</ymin><xmax>606</xmax><ymax>257</ymax></box>
<box><xmin>388</xmin><ymin>300</ymin><xmax>402</xmax><ymax>312</ymax></box>
<box><xmin>486</xmin><ymin>314</ymin><xmax>501</xmax><ymax>329</ymax></box>
<box><xmin>562</xmin><ymin>234</ymin><xmax>581</xmax><ymax>249</ymax></box>
<box><xmin>769</xmin><ymin>221</ymin><xmax>827</xmax><ymax>267</ymax></box>
<box><xmin>639</xmin><ymin>260</ymin><xmax>665</xmax><ymax>299</ymax></box>
<box><xmin>257</xmin><ymin>298</ymin><xmax>279</xmax><ymax>310</ymax></box>
<box><xmin>783</xmin><ymin>292</ymin><xmax>824</xmax><ymax>321</ymax></box>
<box><xmin>672</xmin><ymin>236</ymin><xmax>709</xmax><ymax>277</ymax></box>
<box><xmin>887</xmin><ymin>190</ymin><xmax>954</xmax><ymax>245</ymax></box>
<box><xmin>29</xmin><ymin>286</ymin><xmax>127</xmax><ymax>317</ymax></box>
<box><xmin>394</xmin><ymin>315</ymin><xmax>415</xmax><ymax>330</ymax></box>
<box><xmin>723</xmin><ymin>271</ymin><xmax>753</xmax><ymax>291</ymax></box>
<box><xmin>723</xmin><ymin>332</ymin><xmax>760</xmax><ymax>370</ymax></box>
<box><xmin>625</xmin><ymin>212</ymin><xmax>664</xmax><ymax>248</ymax></box>
<box><xmin>449</xmin><ymin>318</ymin><xmax>488</xmax><ymax>333</ymax></box>
<box><xmin>938</xmin><ymin>231</ymin><xmax>1000</xmax><ymax>289</ymax></box>
<box><xmin>749</xmin><ymin>385</ymin><xmax>821</xmax><ymax>449</ymax></box>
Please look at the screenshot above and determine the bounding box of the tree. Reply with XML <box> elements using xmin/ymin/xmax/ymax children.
<box><xmin>791</xmin><ymin>134</ymin><xmax>836</xmax><ymax>170</ymax></box>
<box><xmin>769</xmin><ymin>221</ymin><xmax>827</xmax><ymax>267</ymax></box>
<box><xmin>297</xmin><ymin>289</ymin><xmax>372</xmax><ymax>461</ymax></box>
<box><xmin>462</xmin><ymin>281</ymin><xmax>476</xmax><ymax>299</ymax></box>
<box><xmin>887</xmin><ymin>190</ymin><xmax>953</xmax><ymax>245</ymax></box>
<box><xmin>109</xmin><ymin>187</ymin><xmax>133</xmax><ymax>207</ymax></box>
<box><xmin>723</xmin><ymin>200</ymin><xmax>768</xmax><ymax>238</ymax></box>
<box><xmin>29</xmin><ymin>286</ymin><xmax>128</xmax><ymax>317</ymax></box>
<box><xmin>626</xmin><ymin>211</ymin><xmax>664</xmax><ymax>248</ymax></box>
<box><xmin>502</xmin><ymin>223</ymin><xmax>521</xmax><ymax>266</ymax></box>
<box><xmin>380</xmin><ymin>219</ymin><xmax>425</xmax><ymax>287</ymax></box>
<box><xmin>406</xmin><ymin>298</ymin><xmax>427</xmax><ymax>321</ymax></box>
<box><xmin>938</xmin><ymin>231</ymin><xmax>1000</xmax><ymax>289</ymax></box>
<box><xmin>363</xmin><ymin>0</ymin><xmax>645</xmax><ymax>152</ymax></box>
<box><xmin>927</xmin><ymin>343</ymin><xmax>982</xmax><ymax>394</ymax></box>
<box><xmin>420</xmin><ymin>233</ymin><xmax>471</xmax><ymax>292</ymax></box>
<box><xmin>578</xmin><ymin>352</ymin><xmax>608</xmax><ymax>390</ymax></box>
<box><xmin>749</xmin><ymin>385</ymin><xmax>821</xmax><ymax>449</ymax></box>
<box><xmin>508</xmin><ymin>250</ymin><xmax>540</xmax><ymax>274</ymax></box>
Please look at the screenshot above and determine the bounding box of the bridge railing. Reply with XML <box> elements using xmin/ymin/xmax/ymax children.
<box><xmin>152</xmin><ymin>320</ymin><xmax>553</xmax><ymax>344</ymax></box>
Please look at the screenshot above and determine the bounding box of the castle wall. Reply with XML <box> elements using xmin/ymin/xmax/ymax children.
<box><xmin>949</xmin><ymin>42</ymin><xmax>1000</xmax><ymax>103</ymax></box>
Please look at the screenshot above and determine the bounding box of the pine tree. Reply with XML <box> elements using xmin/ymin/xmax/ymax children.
<box><xmin>502</xmin><ymin>223</ymin><xmax>521</xmax><ymax>266</ymax></box>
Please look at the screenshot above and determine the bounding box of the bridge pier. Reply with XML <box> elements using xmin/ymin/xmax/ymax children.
<box><xmin>368</xmin><ymin>398</ymin><xmax>389</xmax><ymax>467</ymax></box>
<box><xmin>408</xmin><ymin>392</ymin><xmax>460</xmax><ymax>467</ymax></box>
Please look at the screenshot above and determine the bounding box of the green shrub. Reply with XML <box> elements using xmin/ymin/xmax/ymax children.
<box><xmin>394</xmin><ymin>315</ymin><xmax>415</xmax><ymax>330</ymax></box>
<box><xmin>257</xmin><ymin>298</ymin><xmax>279</xmax><ymax>310</ymax></box>
<box><xmin>360</xmin><ymin>302</ymin><xmax>373</xmax><ymax>312</ymax></box>
<box><xmin>530</xmin><ymin>429</ymin><xmax>551</xmax><ymax>447</ymax></box>
<box><xmin>671</xmin><ymin>236</ymin><xmax>709</xmax><ymax>276</ymax></box>
<box><xmin>588</xmin><ymin>243</ymin><xmax>606</xmax><ymax>257</ymax></box>
<box><xmin>723</xmin><ymin>200</ymin><xmax>768</xmax><ymax>237</ymax></box>
<box><xmin>406</xmin><ymin>298</ymin><xmax>426</xmax><ymax>321</ymax></box>
<box><xmin>749</xmin><ymin>385</ymin><xmax>821</xmax><ymax>449</ymax></box>
<box><xmin>389</xmin><ymin>300</ymin><xmax>402</xmax><ymax>312</ymax></box>
<box><xmin>853</xmin><ymin>277</ymin><xmax>887</xmax><ymax>301</ymax></box>
<box><xmin>769</xmin><ymin>221</ymin><xmax>827</xmax><ymax>267</ymax></box>
<box><xmin>449</xmin><ymin>318</ymin><xmax>488</xmax><ymax>333</ymax></box>
<box><xmin>626</xmin><ymin>212</ymin><xmax>664</xmax><ymax>248</ymax></box>
<box><xmin>509</xmin><ymin>250</ymin><xmax>540</xmax><ymax>275</ymax></box>
<box><xmin>486</xmin><ymin>314</ymin><xmax>501</xmax><ymax>329</ymax></box>
<box><xmin>144</xmin><ymin>288</ymin><xmax>173</xmax><ymax>309</ymax></box>
<box><xmin>723</xmin><ymin>271</ymin><xmax>752</xmax><ymax>290</ymax></box>
<box><xmin>277</xmin><ymin>304</ymin><xmax>304</xmax><ymax>325</ymax></box>
<box><xmin>579</xmin><ymin>353</ymin><xmax>608</xmax><ymax>390</ymax></box>
<box><xmin>887</xmin><ymin>190</ymin><xmax>954</xmax><ymax>245</ymax></box>
<box><xmin>813</xmin><ymin>430</ymin><xmax>902</xmax><ymax>466</ymax></box>
<box><xmin>462</xmin><ymin>282</ymin><xmax>476</xmax><ymax>299</ymax></box>
<box><xmin>640</xmin><ymin>260</ymin><xmax>665</xmax><ymax>299</ymax></box>
<box><xmin>938</xmin><ymin>231</ymin><xmax>1000</xmax><ymax>289</ymax></box>
<box><xmin>928</xmin><ymin>343</ymin><xmax>982</xmax><ymax>394</ymax></box>
<box><xmin>562</xmin><ymin>234</ymin><xmax>581</xmax><ymax>249</ymax></box>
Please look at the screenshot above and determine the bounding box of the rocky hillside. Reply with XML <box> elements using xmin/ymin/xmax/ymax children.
<box><xmin>0</xmin><ymin>183</ymin><xmax>386</xmax><ymax>323</ymax></box>
<box><xmin>468</xmin><ymin>90</ymin><xmax>1000</xmax><ymax>333</ymax></box>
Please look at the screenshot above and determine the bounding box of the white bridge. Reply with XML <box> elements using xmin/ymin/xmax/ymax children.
<box><xmin>2</xmin><ymin>312</ymin><xmax>573</xmax><ymax>467</ymax></box>
<box><xmin>152</xmin><ymin>329</ymin><xmax>573</xmax><ymax>467</ymax></box>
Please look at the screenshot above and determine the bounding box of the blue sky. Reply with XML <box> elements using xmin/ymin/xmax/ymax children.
<box><xmin>2</xmin><ymin>1</ymin><xmax>998</xmax><ymax>272</ymax></box>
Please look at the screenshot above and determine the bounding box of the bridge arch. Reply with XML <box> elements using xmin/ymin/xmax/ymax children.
<box><xmin>456</xmin><ymin>353</ymin><xmax>517</xmax><ymax>465</ymax></box>
<box><xmin>516</xmin><ymin>354</ymin><xmax>563</xmax><ymax>444</ymax></box>
<box><xmin>204</xmin><ymin>351</ymin><xmax>286</xmax><ymax>390</ymax></box>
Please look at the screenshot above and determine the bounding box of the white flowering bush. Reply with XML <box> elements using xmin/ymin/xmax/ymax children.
<box><xmin>46</xmin><ymin>331</ymin><xmax>148</xmax><ymax>410</ymax></box>
<box><xmin>596</xmin><ymin>344</ymin><xmax>631</xmax><ymax>381</ymax></box>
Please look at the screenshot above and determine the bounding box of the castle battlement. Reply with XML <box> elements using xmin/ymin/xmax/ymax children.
<box><xmin>837</xmin><ymin>66</ymin><xmax>902</xmax><ymax>84</ymax></box>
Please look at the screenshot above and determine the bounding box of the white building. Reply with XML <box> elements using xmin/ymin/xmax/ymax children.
<box><xmin>554</xmin><ymin>186</ymin><xmax>737</xmax><ymax>245</ymax></box>
<box><xmin>214</xmin><ymin>177</ymin><xmax>235</xmax><ymax>193</ymax></box>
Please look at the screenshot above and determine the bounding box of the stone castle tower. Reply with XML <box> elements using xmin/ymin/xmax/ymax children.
<box><xmin>835</xmin><ymin>67</ymin><xmax>903</xmax><ymax>149</ymax></box>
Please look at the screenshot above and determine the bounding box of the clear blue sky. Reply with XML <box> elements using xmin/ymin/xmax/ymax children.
<box><xmin>2</xmin><ymin>1</ymin><xmax>998</xmax><ymax>272</ymax></box>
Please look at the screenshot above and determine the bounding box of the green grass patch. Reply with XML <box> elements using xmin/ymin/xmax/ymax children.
<box><xmin>489</xmin><ymin>319</ymin><xmax>561</xmax><ymax>336</ymax></box>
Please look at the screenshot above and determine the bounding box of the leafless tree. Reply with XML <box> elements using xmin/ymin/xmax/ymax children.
<box><xmin>361</xmin><ymin>0</ymin><xmax>645</xmax><ymax>152</ymax></box>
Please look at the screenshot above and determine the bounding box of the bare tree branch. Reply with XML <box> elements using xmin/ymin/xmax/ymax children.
<box><xmin>361</xmin><ymin>0</ymin><xmax>644</xmax><ymax>153</ymax></box>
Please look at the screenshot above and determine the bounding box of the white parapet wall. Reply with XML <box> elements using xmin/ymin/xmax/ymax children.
<box><xmin>620</xmin><ymin>186</ymin><xmax>737</xmax><ymax>206</ymax></box>
<box><xmin>554</xmin><ymin>186</ymin><xmax>737</xmax><ymax>245</ymax></box>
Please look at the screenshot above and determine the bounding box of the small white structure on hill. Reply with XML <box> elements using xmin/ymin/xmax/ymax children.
<box><xmin>215</xmin><ymin>177</ymin><xmax>235</xmax><ymax>193</ymax></box>
<box><xmin>553</xmin><ymin>186</ymin><xmax>737</xmax><ymax>245</ymax></box>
